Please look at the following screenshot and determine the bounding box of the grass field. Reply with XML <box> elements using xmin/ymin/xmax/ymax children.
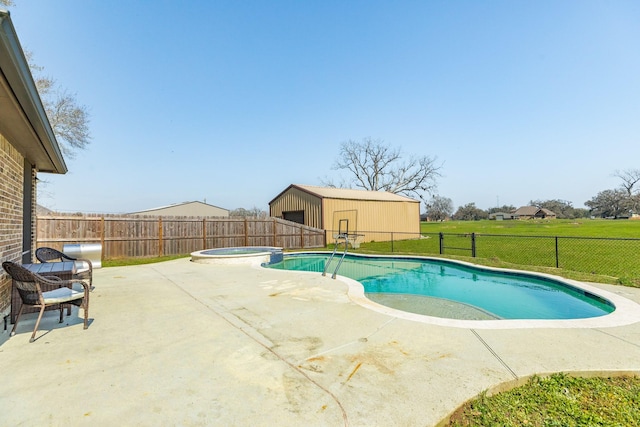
<box><xmin>354</xmin><ymin>219</ymin><xmax>640</xmax><ymax>286</ymax></box>
<box><xmin>447</xmin><ymin>374</ymin><xmax>640</xmax><ymax>427</ymax></box>
<box><xmin>420</xmin><ymin>218</ymin><xmax>640</xmax><ymax>237</ymax></box>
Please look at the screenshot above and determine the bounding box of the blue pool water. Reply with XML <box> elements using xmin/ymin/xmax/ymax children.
<box><xmin>266</xmin><ymin>253</ymin><xmax>615</xmax><ymax>320</ymax></box>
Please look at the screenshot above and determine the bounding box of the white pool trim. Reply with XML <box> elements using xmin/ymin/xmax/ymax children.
<box><xmin>191</xmin><ymin>247</ymin><xmax>282</xmax><ymax>266</ymax></box>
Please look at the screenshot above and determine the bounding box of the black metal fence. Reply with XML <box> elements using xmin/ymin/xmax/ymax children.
<box><xmin>349</xmin><ymin>231</ymin><xmax>640</xmax><ymax>282</ymax></box>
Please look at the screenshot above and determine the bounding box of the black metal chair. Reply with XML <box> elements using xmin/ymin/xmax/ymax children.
<box><xmin>35</xmin><ymin>247</ymin><xmax>93</xmax><ymax>290</ymax></box>
<box><xmin>2</xmin><ymin>261</ymin><xmax>90</xmax><ymax>342</ymax></box>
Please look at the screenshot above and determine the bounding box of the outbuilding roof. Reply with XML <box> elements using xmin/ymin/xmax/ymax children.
<box><xmin>129</xmin><ymin>201</ymin><xmax>229</xmax><ymax>215</ymax></box>
<box><xmin>271</xmin><ymin>184</ymin><xmax>419</xmax><ymax>204</ymax></box>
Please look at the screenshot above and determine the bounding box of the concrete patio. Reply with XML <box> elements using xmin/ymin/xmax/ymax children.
<box><xmin>2</xmin><ymin>258</ymin><xmax>640</xmax><ymax>426</ymax></box>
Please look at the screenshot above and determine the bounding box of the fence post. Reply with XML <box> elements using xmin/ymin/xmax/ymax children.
<box><xmin>158</xmin><ymin>217</ymin><xmax>163</xmax><ymax>257</ymax></box>
<box><xmin>202</xmin><ymin>218</ymin><xmax>207</xmax><ymax>250</ymax></box>
<box><xmin>273</xmin><ymin>218</ymin><xmax>278</xmax><ymax>248</ymax></box>
<box><xmin>555</xmin><ymin>236</ymin><xmax>559</xmax><ymax>268</ymax></box>
<box><xmin>439</xmin><ymin>232</ymin><xmax>444</xmax><ymax>254</ymax></box>
<box><xmin>471</xmin><ymin>232</ymin><xmax>476</xmax><ymax>257</ymax></box>
<box><xmin>244</xmin><ymin>218</ymin><xmax>249</xmax><ymax>246</ymax></box>
<box><xmin>100</xmin><ymin>216</ymin><xmax>105</xmax><ymax>260</ymax></box>
<box><xmin>391</xmin><ymin>232</ymin><xmax>394</xmax><ymax>252</ymax></box>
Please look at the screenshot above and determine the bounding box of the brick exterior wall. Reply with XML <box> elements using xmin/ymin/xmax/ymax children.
<box><xmin>0</xmin><ymin>133</ymin><xmax>26</xmax><ymax>314</ymax></box>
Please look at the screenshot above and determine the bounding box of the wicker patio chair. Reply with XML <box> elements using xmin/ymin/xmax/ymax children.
<box><xmin>2</xmin><ymin>261</ymin><xmax>90</xmax><ymax>343</ymax></box>
<box><xmin>35</xmin><ymin>247</ymin><xmax>93</xmax><ymax>290</ymax></box>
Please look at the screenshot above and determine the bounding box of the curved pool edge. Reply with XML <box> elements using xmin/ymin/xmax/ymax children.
<box><xmin>275</xmin><ymin>251</ymin><xmax>640</xmax><ymax>329</ymax></box>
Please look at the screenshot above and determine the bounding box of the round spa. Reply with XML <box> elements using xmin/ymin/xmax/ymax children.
<box><xmin>191</xmin><ymin>246</ymin><xmax>283</xmax><ymax>265</ymax></box>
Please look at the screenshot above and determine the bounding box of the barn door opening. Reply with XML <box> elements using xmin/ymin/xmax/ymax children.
<box><xmin>283</xmin><ymin>210</ymin><xmax>304</xmax><ymax>224</ymax></box>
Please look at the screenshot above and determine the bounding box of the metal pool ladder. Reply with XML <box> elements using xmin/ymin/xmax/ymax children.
<box><xmin>322</xmin><ymin>233</ymin><xmax>357</xmax><ymax>279</ymax></box>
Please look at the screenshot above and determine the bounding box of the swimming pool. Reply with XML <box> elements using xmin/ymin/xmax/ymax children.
<box><xmin>267</xmin><ymin>253</ymin><xmax>615</xmax><ymax>321</ymax></box>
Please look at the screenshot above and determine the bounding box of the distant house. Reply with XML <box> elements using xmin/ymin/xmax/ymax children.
<box><xmin>0</xmin><ymin>11</ymin><xmax>67</xmax><ymax>314</ymax></box>
<box><xmin>130</xmin><ymin>201</ymin><xmax>229</xmax><ymax>217</ymax></box>
<box><xmin>488</xmin><ymin>212</ymin><xmax>515</xmax><ymax>221</ymax></box>
<box><xmin>269</xmin><ymin>184</ymin><xmax>420</xmax><ymax>243</ymax></box>
<box><xmin>512</xmin><ymin>206</ymin><xmax>556</xmax><ymax>220</ymax></box>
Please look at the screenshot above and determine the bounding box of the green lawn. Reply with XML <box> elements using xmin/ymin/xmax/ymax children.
<box><xmin>447</xmin><ymin>374</ymin><xmax>640</xmax><ymax>427</ymax></box>
<box><xmin>102</xmin><ymin>254</ymin><xmax>189</xmax><ymax>267</ymax></box>
<box><xmin>421</xmin><ymin>218</ymin><xmax>640</xmax><ymax>237</ymax></box>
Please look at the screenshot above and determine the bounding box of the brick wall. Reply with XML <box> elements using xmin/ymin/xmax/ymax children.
<box><xmin>0</xmin><ymin>133</ymin><xmax>26</xmax><ymax>314</ymax></box>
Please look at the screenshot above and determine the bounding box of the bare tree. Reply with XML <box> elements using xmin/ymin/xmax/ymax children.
<box><xmin>329</xmin><ymin>138</ymin><xmax>442</xmax><ymax>202</ymax></box>
<box><xmin>613</xmin><ymin>169</ymin><xmax>640</xmax><ymax>197</ymax></box>
<box><xmin>26</xmin><ymin>52</ymin><xmax>91</xmax><ymax>158</ymax></box>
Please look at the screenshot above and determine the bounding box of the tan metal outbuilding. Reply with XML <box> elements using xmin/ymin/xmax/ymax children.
<box><xmin>269</xmin><ymin>184</ymin><xmax>420</xmax><ymax>244</ymax></box>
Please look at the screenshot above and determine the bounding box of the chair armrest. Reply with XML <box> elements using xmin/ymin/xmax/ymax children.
<box><xmin>76</xmin><ymin>258</ymin><xmax>93</xmax><ymax>273</ymax></box>
<box><xmin>68</xmin><ymin>279</ymin><xmax>91</xmax><ymax>296</ymax></box>
<box><xmin>60</xmin><ymin>253</ymin><xmax>77</xmax><ymax>262</ymax></box>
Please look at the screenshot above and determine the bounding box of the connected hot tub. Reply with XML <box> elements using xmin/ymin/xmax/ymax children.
<box><xmin>191</xmin><ymin>246</ymin><xmax>283</xmax><ymax>265</ymax></box>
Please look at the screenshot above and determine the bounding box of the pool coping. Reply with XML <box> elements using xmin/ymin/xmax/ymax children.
<box><xmin>191</xmin><ymin>246</ymin><xmax>283</xmax><ymax>266</ymax></box>
<box><xmin>281</xmin><ymin>251</ymin><xmax>640</xmax><ymax>329</ymax></box>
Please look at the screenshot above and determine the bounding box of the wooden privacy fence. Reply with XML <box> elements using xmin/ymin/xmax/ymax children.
<box><xmin>36</xmin><ymin>214</ymin><xmax>326</xmax><ymax>260</ymax></box>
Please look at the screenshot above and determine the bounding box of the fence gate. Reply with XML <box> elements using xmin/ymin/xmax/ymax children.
<box><xmin>439</xmin><ymin>232</ymin><xmax>476</xmax><ymax>257</ymax></box>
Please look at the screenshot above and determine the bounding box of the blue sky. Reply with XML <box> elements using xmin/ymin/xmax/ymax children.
<box><xmin>7</xmin><ymin>1</ymin><xmax>640</xmax><ymax>213</ymax></box>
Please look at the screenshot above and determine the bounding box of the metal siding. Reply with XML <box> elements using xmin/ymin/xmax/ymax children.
<box><xmin>269</xmin><ymin>187</ymin><xmax>322</xmax><ymax>228</ymax></box>
<box><xmin>323</xmin><ymin>199</ymin><xmax>420</xmax><ymax>243</ymax></box>
<box><xmin>271</xmin><ymin>186</ymin><xmax>420</xmax><ymax>243</ymax></box>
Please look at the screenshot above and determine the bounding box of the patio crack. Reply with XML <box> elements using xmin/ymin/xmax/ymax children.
<box><xmin>594</xmin><ymin>328</ymin><xmax>640</xmax><ymax>349</ymax></box>
<box><xmin>157</xmin><ymin>270</ymin><xmax>350</xmax><ymax>426</ymax></box>
<box><xmin>471</xmin><ymin>329</ymin><xmax>518</xmax><ymax>380</ymax></box>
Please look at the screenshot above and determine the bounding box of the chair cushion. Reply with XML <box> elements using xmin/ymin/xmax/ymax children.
<box><xmin>42</xmin><ymin>287</ymin><xmax>85</xmax><ymax>304</ymax></box>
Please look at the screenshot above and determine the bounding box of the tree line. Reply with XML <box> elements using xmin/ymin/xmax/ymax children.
<box><xmin>425</xmin><ymin>169</ymin><xmax>640</xmax><ymax>221</ymax></box>
<box><xmin>424</xmin><ymin>198</ymin><xmax>590</xmax><ymax>221</ymax></box>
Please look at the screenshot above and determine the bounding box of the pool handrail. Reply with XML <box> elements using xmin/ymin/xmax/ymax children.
<box><xmin>322</xmin><ymin>233</ymin><xmax>363</xmax><ymax>279</ymax></box>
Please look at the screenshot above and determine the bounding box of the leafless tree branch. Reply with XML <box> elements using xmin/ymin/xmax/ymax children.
<box><xmin>331</xmin><ymin>137</ymin><xmax>442</xmax><ymax>202</ymax></box>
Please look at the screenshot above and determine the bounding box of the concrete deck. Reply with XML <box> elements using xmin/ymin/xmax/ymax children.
<box><xmin>2</xmin><ymin>258</ymin><xmax>640</xmax><ymax>426</ymax></box>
